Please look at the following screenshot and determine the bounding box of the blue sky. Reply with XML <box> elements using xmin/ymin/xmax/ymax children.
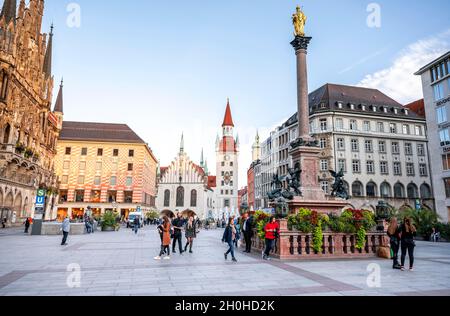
<box><xmin>41</xmin><ymin>0</ymin><xmax>450</xmax><ymax>186</ymax></box>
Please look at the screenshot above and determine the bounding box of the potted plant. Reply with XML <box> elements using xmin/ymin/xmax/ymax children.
<box><xmin>24</xmin><ymin>148</ymin><xmax>34</xmax><ymax>159</ymax></box>
<box><xmin>15</xmin><ymin>142</ymin><xmax>25</xmax><ymax>154</ymax></box>
<box><xmin>101</xmin><ymin>211</ymin><xmax>119</xmax><ymax>232</ymax></box>
<box><xmin>33</xmin><ymin>152</ymin><xmax>40</xmax><ymax>162</ymax></box>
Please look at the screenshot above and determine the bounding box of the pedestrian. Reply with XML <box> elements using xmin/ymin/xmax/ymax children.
<box><xmin>234</xmin><ymin>218</ymin><xmax>241</xmax><ymax>248</ymax></box>
<box><xmin>222</xmin><ymin>218</ymin><xmax>237</xmax><ymax>262</ymax></box>
<box><xmin>154</xmin><ymin>216</ymin><xmax>172</xmax><ymax>260</ymax></box>
<box><xmin>84</xmin><ymin>216</ymin><xmax>91</xmax><ymax>234</ymax></box>
<box><xmin>60</xmin><ymin>216</ymin><xmax>70</xmax><ymax>246</ymax></box>
<box><xmin>172</xmin><ymin>213</ymin><xmax>185</xmax><ymax>254</ymax></box>
<box><xmin>24</xmin><ymin>217</ymin><xmax>31</xmax><ymax>234</ymax></box>
<box><xmin>242</xmin><ymin>213</ymin><xmax>254</xmax><ymax>253</ymax></box>
<box><xmin>431</xmin><ymin>227</ymin><xmax>440</xmax><ymax>242</ymax></box>
<box><xmin>400</xmin><ymin>217</ymin><xmax>417</xmax><ymax>271</ymax></box>
<box><xmin>387</xmin><ymin>217</ymin><xmax>401</xmax><ymax>269</ymax></box>
<box><xmin>184</xmin><ymin>216</ymin><xmax>197</xmax><ymax>254</ymax></box>
<box><xmin>2</xmin><ymin>217</ymin><xmax>6</xmax><ymax>228</ymax></box>
<box><xmin>263</xmin><ymin>217</ymin><xmax>279</xmax><ymax>260</ymax></box>
<box><xmin>133</xmin><ymin>216</ymin><xmax>140</xmax><ymax>234</ymax></box>
<box><xmin>90</xmin><ymin>217</ymin><xmax>95</xmax><ymax>234</ymax></box>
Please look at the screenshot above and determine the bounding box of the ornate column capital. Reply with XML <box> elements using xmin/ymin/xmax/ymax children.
<box><xmin>291</xmin><ymin>36</ymin><xmax>312</xmax><ymax>52</ymax></box>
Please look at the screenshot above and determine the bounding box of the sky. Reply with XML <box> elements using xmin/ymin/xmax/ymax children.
<box><xmin>39</xmin><ymin>0</ymin><xmax>450</xmax><ymax>187</ymax></box>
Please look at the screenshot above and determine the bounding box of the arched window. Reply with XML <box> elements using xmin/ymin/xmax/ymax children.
<box><xmin>176</xmin><ymin>186</ymin><xmax>184</xmax><ymax>207</ymax></box>
<box><xmin>352</xmin><ymin>181</ymin><xmax>363</xmax><ymax>197</ymax></box>
<box><xmin>1</xmin><ymin>71</ymin><xmax>8</xmax><ymax>99</ymax></box>
<box><xmin>380</xmin><ymin>182</ymin><xmax>392</xmax><ymax>198</ymax></box>
<box><xmin>3</xmin><ymin>123</ymin><xmax>11</xmax><ymax>144</ymax></box>
<box><xmin>190</xmin><ymin>190</ymin><xmax>197</xmax><ymax>207</ymax></box>
<box><xmin>366</xmin><ymin>182</ymin><xmax>377</xmax><ymax>197</ymax></box>
<box><xmin>420</xmin><ymin>184</ymin><xmax>432</xmax><ymax>199</ymax></box>
<box><xmin>407</xmin><ymin>183</ymin><xmax>419</xmax><ymax>199</ymax></box>
<box><xmin>394</xmin><ymin>183</ymin><xmax>405</xmax><ymax>198</ymax></box>
<box><xmin>164</xmin><ymin>190</ymin><xmax>170</xmax><ymax>207</ymax></box>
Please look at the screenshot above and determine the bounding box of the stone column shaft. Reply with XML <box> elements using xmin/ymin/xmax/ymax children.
<box><xmin>296</xmin><ymin>49</ymin><xmax>310</xmax><ymax>139</ymax></box>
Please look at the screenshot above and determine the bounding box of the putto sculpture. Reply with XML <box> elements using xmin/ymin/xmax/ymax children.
<box><xmin>329</xmin><ymin>169</ymin><xmax>350</xmax><ymax>200</ymax></box>
<box><xmin>268</xmin><ymin>165</ymin><xmax>303</xmax><ymax>202</ymax></box>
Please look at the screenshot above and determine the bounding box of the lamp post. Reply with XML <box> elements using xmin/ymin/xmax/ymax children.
<box><xmin>375</xmin><ymin>200</ymin><xmax>390</xmax><ymax>232</ymax></box>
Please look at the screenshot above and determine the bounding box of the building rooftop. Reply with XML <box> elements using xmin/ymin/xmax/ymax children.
<box><xmin>415</xmin><ymin>51</ymin><xmax>450</xmax><ymax>75</ymax></box>
<box><xmin>59</xmin><ymin>121</ymin><xmax>146</xmax><ymax>144</ymax></box>
<box><xmin>405</xmin><ymin>99</ymin><xmax>426</xmax><ymax>118</ymax></box>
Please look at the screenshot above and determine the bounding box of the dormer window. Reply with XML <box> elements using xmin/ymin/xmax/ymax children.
<box><xmin>320</xmin><ymin>102</ymin><xmax>326</xmax><ymax>109</ymax></box>
<box><xmin>337</xmin><ymin>102</ymin><xmax>343</xmax><ymax>109</ymax></box>
<box><xmin>394</xmin><ymin>108</ymin><xmax>398</xmax><ymax>114</ymax></box>
<box><xmin>372</xmin><ymin>106</ymin><xmax>377</xmax><ymax>112</ymax></box>
<box><xmin>383</xmin><ymin>107</ymin><xmax>388</xmax><ymax>113</ymax></box>
<box><xmin>405</xmin><ymin>109</ymin><xmax>409</xmax><ymax>115</ymax></box>
<box><xmin>350</xmin><ymin>104</ymin><xmax>355</xmax><ymax>110</ymax></box>
<box><xmin>362</xmin><ymin>105</ymin><xmax>366</xmax><ymax>111</ymax></box>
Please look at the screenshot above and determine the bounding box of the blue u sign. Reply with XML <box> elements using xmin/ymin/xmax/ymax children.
<box><xmin>36</xmin><ymin>196</ymin><xmax>45</xmax><ymax>206</ymax></box>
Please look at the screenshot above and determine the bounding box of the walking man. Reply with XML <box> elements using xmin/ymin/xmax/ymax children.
<box><xmin>242</xmin><ymin>213</ymin><xmax>254</xmax><ymax>253</ymax></box>
<box><xmin>61</xmin><ymin>216</ymin><xmax>70</xmax><ymax>246</ymax></box>
<box><xmin>24</xmin><ymin>217</ymin><xmax>31</xmax><ymax>234</ymax></box>
<box><xmin>133</xmin><ymin>216</ymin><xmax>140</xmax><ymax>234</ymax></box>
<box><xmin>172</xmin><ymin>212</ymin><xmax>185</xmax><ymax>254</ymax></box>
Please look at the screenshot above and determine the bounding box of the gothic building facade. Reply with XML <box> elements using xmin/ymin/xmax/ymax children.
<box><xmin>0</xmin><ymin>0</ymin><xmax>63</xmax><ymax>225</ymax></box>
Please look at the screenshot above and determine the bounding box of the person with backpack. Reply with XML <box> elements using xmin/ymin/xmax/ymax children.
<box><xmin>263</xmin><ymin>217</ymin><xmax>279</xmax><ymax>261</ymax></box>
<box><xmin>400</xmin><ymin>217</ymin><xmax>417</xmax><ymax>271</ymax></box>
<box><xmin>387</xmin><ymin>217</ymin><xmax>402</xmax><ymax>269</ymax></box>
<box><xmin>222</xmin><ymin>218</ymin><xmax>237</xmax><ymax>262</ymax></box>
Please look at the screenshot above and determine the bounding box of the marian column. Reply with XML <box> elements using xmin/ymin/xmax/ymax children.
<box><xmin>289</xmin><ymin>6</ymin><xmax>325</xmax><ymax>201</ymax></box>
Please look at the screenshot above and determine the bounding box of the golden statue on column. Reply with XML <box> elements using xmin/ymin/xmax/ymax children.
<box><xmin>292</xmin><ymin>6</ymin><xmax>307</xmax><ymax>37</ymax></box>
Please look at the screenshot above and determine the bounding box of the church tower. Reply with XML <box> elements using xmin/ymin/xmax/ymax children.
<box><xmin>216</xmin><ymin>99</ymin><xmax>239</xmax><ymax>214</ymax></box>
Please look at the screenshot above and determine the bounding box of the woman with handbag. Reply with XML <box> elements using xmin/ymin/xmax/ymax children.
<box><xmin>387</xmin><ymin>217</ymin><xmax>402</xmax><ymax>269</ymax></box>
<box><xmin>263</xmin><ymin>217</ymin><xmax>279</xmax><ymax>261</ymax></box>
<box><xmin>184</xmin><ymin>216</ymin><xmax>197</xmax><ymax>254</ymax></box>
<box><xmin>400</xmin><ymin>217</ymin><xmax>417</xmax><ymax>271</ymax></box>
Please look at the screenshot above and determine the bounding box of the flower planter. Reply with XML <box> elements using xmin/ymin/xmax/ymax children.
<box><xmin>102</xmin><ymin>226</ymin><xmax>116</xmax><ymax>232</ymax></box>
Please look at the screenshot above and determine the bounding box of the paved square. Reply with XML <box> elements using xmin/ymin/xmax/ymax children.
<box><xmin>1</xmin><ymin>226</ymin><xmax>450</xmax><ymax>296</ymax></box>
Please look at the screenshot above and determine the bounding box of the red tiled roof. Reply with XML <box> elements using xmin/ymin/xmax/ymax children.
<box><xmin>222</xmin><ymin>100</ymin><xmax>234</xmax><ymax>127</ymax></box>
<box><xmin>405</xmin><ymin>99</ymin><xmax>426</xmax><ymax>118</ymax></box>
<box><xmin>219</xmin><ymin>136</ymin><xmax>237</xmax><ymax>153</ymax></box>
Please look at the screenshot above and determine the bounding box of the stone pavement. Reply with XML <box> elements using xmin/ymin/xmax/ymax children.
<box><xmin>1</xmin><ymin>225</ymin><xmax>450</xmax><ymax>296</ymax></box>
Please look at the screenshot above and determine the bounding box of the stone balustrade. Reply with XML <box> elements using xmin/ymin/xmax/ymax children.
<box><xmin>246</xmin><ymin>219</ymin><xmax>389</xmax><ymax>260</ymax></box>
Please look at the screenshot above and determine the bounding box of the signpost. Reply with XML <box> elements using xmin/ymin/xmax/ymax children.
<box><xmin>31</xmin><ymin>189</ymin><xmax>46</xmax><ymax>236</ymax></box>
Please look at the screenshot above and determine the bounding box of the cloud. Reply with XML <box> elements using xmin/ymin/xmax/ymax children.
<box><xmin>357</xmin><ymin>29</ymin><xmax>450</xmax><ymax>104</ymax></box>
<box><xmin>339</xmin><ymin>48</ymin><xmax>389</xmax><ymax>74</ymax></box>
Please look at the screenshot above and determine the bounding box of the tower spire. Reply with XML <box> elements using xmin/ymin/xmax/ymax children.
<box><xmin>179</xmin><ymin>133</ymin><xmax>184</xmax><ymax>154</ymax></box>
<box><xmin>222</xmin><ymin>98</ymin><xmax>234</xmax><ymax>127</ymax></box>
<box><xmin>200</xmin><ymin>148</ymin><xmax>204</xmax><ymax>167</ymax></box>
<box><xmin>43</xmin><ymin>24</ymin><xmax>54</xmax><ymax>79</ymax></box>
<box><xmin>0</xmin><ymin>0</ymin><xmax>17</xmax><ymax>26</ymax></box>
<box><xmin>53</xmin><ymin>79</ymin><xmax>63</xmax><ymax>113</ymax></box>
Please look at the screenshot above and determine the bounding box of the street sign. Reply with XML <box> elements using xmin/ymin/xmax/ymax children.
<box><xmin>34</xmin><ymin>207</ymin><xmax>44</xmax><ymax>214</ymax></box>
<box><xmin>35</xmin><ymin>196</ymin><xmax>45</xmax><ymax>207</ymax></box>
<box><xmin>37</xmin><ymin>189</ymin><xmax>46</xmax><ymax>197</ymax></box>
<box><xmin>137</xmin><ymin>206</ymin><xmax>141</xmax><ymax>212</ymax></box>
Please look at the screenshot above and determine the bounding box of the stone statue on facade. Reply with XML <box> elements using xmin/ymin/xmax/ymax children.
<box><xmin>287</xmin><ymin>165</ymin><xmax>302</xmax><ymax>197</ymax></box>
<box><xmin>293</xmin><ymin>6</ymin><xmax>307</xmax><ymax>37</ymax></box>
<box><xmin>329</xmin><ymin>169</ymin><xmax>350</xmax><ymax>200</ymax></box>
<box><xmin>268</xmin><ymin>173</ymin><xmax>284</xmax><ymax>201</ymax></box>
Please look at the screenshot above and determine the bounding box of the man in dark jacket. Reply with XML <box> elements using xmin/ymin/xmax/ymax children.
<box><xmin>24</xmin><ymin>217</ymin><xmax>31</xmax><ymax>234</ymax></box>
<box><xmin>242</xmin><ymin>213</ymin><xmax>254</xmax><ymax>253</ymax></box>
<box><xmin>172</xmin><ymin>213</ymin><xmax>185</xmax><ymax>254</ymax></box>
<box><xmin>133</xmin><ymin>217</ymin><xmax>140</xmax><ymax>234</ymax></box>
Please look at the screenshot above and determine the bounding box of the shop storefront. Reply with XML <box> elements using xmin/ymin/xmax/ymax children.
<box><xmin>57</xmin><ymin>208</ymin><xmax>68</xmax><ymax>222</ymax></box>
<box><xmin>71</xmin><ymin>208</ymin><xmax>85</xmax><ymax>221</ymax></box>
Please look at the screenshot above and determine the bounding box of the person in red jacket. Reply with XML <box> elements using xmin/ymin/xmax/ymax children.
<box><xmin>263</xmin><ymin>217</ymin><xmax>279</xmax><ymax>260</ymax></box>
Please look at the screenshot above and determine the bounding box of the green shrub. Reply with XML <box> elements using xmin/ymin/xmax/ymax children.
<box><xmin>400</xmin><ymin>208</ymin><xmax>440</xmax><ymax>240</ymax></box>
<box><xmin>313</xmin><ymin>221</ymin><xmax>323</xmax><ymax>253</ymax></box>
<box><xmin>102</xmin><ymin>211</ymin><xmax>119</xmax><ymax>229</ymax></box>
<box><xmin>356</xmin><ymin>227</ymin><xmax>366</xmax><ymax>250</ymax></box>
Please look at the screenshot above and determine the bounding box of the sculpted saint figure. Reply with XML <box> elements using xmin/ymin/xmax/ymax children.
<box><xmin>292</xmin><ymin>6</ymin><xmax>307</xmax><ymax>37</ymax></box>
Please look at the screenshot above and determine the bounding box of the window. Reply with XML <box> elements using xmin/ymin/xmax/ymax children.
<box><xmin>337</xmin><ymin>138</ymin><xmax>345</xmax><ymax>150</ymax></box>
<box><xmin>320</xmin><ymin>159</ymin><xmax>328</xmax><ymax>171</ymax></box>
<box><xmin>392</xmin><ymin>142</ymin><xmax>400</xmax><ymax>154</ymax></box>
<box><xmin>445</xmin><ymin>178</ymin><xmax>450</xmax><ymax>198</ymax></box>
<box><xmin>394</xmin><ymin>162</ymin><xmax>402</xmax><ymax>176</ymax></box>
<box><xmin>390</xmin><ymin>123</ymin><xmax>397</xmax><ymax>134</ymax></box>
<box><xmin>405</xmin><ymin>143</ymin><xmax>413</xmax><ymax>155</ymax></box>
<box><xmin>176</xmin><ymin>187</ymin><xmax>184</xmax><ymax>207</ymax></box>
<box><xmin>97</xmin><ymin>148</ymin><xmax>103</xmax><ymax>156</ymax></box>
<box><xmin>113</xmin><ymin>149</ymin><xmax>119</xmax><ymax>157</ymax></box>
<box><xmin>417</xmin><ymin>144</ymin><xmax>425</xmax><ymax>156</ymax></box>
<box><xmin>110</xmin><ymin>176</ymin><xmax>117</xmax><ymax>186</ymax></box>
<box><xmin>415</xmin><ymin>125</ymin><xmax>423</xmax><ymax>136</ymax></box>
<box><xmin>91</xmin><ymin>190</ymin><xmax>101</xmax><ymax>203</ymax></box>
<box><xmin>352</xmin><ymin>160</ymin><xmax>361</xmax><ymax>173</ymax></box>
<box><xmin>128</xmin><ymin>163</ymin><xmax>133</xmax><ymax>171</ymax></box>
<box><xmin>442</xmin><ymin>153</ymin><xmax>450</xmax><ymax>171</ymax></box>
<box><xmin>335</xmin><ymin>118</ymin><xmax>343</xmax><ymax>129</ymax></box>
<box><xmin>95</xmin><ymin>162</ymin><xmax>102</xmax><ymax>171</ymax></box>
<box><xmin>124</xmin><ymin>191</ymin><xmax>133</xmax><ymax>203</ymax></box>
<box><xmin>440</xmin><ymin>129</ymin><xmax>450</xmax><ymax>146</ymax></box>
<box><xmin>380</xmin><ymin>183</ymin><xmax>391</xmax><ymax>198</ymax></box>
<box><xmin>394</xmin><ymin>183</ymin><xmax>405</xmax><ymax>198</ymax></box>
<box><xmin>221</xmin><ymin>180</ymin><xmax>225</xmax><ymax>186</ymax></box>
<box><xmin>352</xmin><ymin>182</ymin><xmax>363</xmax><ymax>197</ymax></box>
<box><xmin>63</xmin><ymin>161</ymin><xmax>70</xmax><ymax>169</ymax></box>
<box><xmin>221</xmin><ymin>162</ymin><xmax>225</xmax><ymax>167</ymax></box>
<box><xmin>366</xmin><ymin>161</ymin><xmax>375</xmax><ymax>174</ymax></box>
<box><xmin>351</xmin><ymin>139</ymin><xmax>359</xmax><ymax>152</ymax></box>
<box><xmin>366</xmin><ymin>183</ymin><xmax>377</xmax><ymax>197</ymax></box>
<box><xmin>434</xmin><ymin>82</ymin><xmax>444</xmax><ymax>101</ymax></box>
<box><xmin>126</xmin><ymin>177</ymin><xmax>133</xmax><ymax>186</ymax></box>
<box><xmin>321</xmin><ymin>181</ymin><xmax>329</xmax><ymax>194</ymax></box>
<box><xmin>407</xmin><ymin>184</ymin><xmax>419</xmax><ymax>199</ymax></box>
<box><xmin>94</xmin><ymin>176</ymin><xmax>101</xmax><ymax>186</ymax></box>
<box><xmin>437</xmin><ymin>106</ymin><xmax>448</xmax><ymax>124</ymax></box>
<box><xmin>320</xmin><ymin>119</ymin><xmax>327</xmax><ymax>131</ymax></box>
<box><xmin>221</xmin><ymin>171</ymin><xmax>224</xmax><ymax>176</ymax></box>
<box><xmin>350</xmin><ymin>120</ymin><xmax>357</xmax><ymax>131</ymax></box>
<box><xmin>164</xmin><ymin>190</ymin><xmax>170</xmax><ymax>207</ymax></box>
<box><xmin>363</xmin><ymin>121</ymin><xmax>370</xmax><ymax>132</ymax></box>
<box><xmin>380</xmin><ymin>161</ymin><xmax>388</xmax><ymax>175</ymax></box>
<box><xmin>65</xmin><ymin>147</ymin><xmax>71</xmax><ymax>155</ymax></box>
<box><xmin>190</xmin><ymin>190</ymin><xmax>197</xmax><ymax>207</ymax></box>
<box><xmin>224</xmin><ymin>199</ymin><xmax>230</xmax><ymax>208</ymax></box>
<box><xmin>406</xmin><ymin>163</ymin><xmax>415</xmax><ymax>176</ymax></box>
<box><xmin>377</xmin><ymin>122</ymin><xmax>384</xmax><ymax>133</ymax></box>
<box><xmin>402</xmin><ymin>124</ymin><xmax>410</xmax><ymax>135</ymax></box>
<box><xmin>320</xmin><ymin>138</ymin><xmax>327</xmax><ymax>149</ymax></box>
<box><xmin>78</xmin><ymin>175</ymin><xmax>85</xmax><ymax>184</ymax></box>
<box><xmin>365</xmin><ymin>140</ymin><xmax>373</xmax><ymax>153</ymax></box>
<box><xmin>379</xmin><ymin>141</ymin><xmax>386</xmax><ymax>153</ymax></box>
<box><xmin>81</xmin><ymin>148</ymin><xmax>88</xmax><ymax>156</ymax></box>
<box><xmin>129</xmin><ymin>150</ymin><xmax>134</xmax><ymax>157</ymax></box>
<box><xmin>230</xmin><ymin>162</ymin><xmax>234</xmax><ymax>167</ymax></box>
<box><xmin>111</xmin><ymin>162</ymin><xmax>118</xmax><ymax>171</ymax></box>
<box><xmin>75</xmin><ymin>190</ymin><xmax>84</xmax><ymax>203</ymax></box>
<box><xmin>79</xmin><ymin>161</ymin><xmax>86</xmax><ymax>170</ymax></box>
<box><xmin>61</xmin><ymin>175</ymin><xmax>68</xmax><ymax>184</ymax></box>
<box><xmin>338</xmin><ymin>159</ymin><xmax>346</xmax><ymax>172</ymax></box>
<box><xmin>419</xmin><ymin>164</ymin><xmax>428</xmax><ymax>177</ymax></box>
